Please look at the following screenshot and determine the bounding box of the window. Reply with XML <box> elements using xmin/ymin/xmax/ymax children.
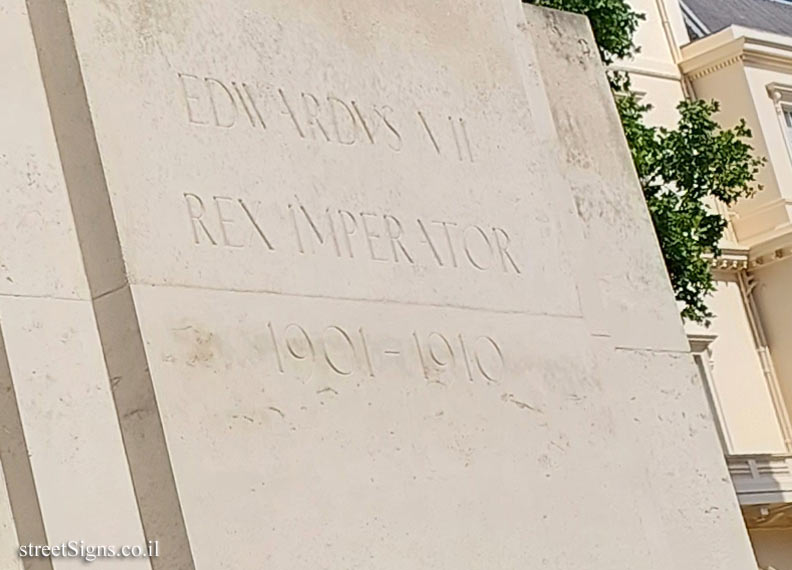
<box><xmin>767</xmin><ymin>83</ymin><xmax>792</xmax><ymax>162</ymax></box>
<box><xmin>783</xmin><ymin>107</ymin><xmax>792</xmax><ymax>145</ymax></box>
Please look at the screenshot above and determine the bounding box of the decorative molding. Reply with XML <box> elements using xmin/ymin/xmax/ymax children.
<box><xmin>613</xmin><ymin>89</ymin><xmax>646</xmax><ymax>102</ymax></box>
<box><xmin>687</xmin><ymin>54</ymin><xmax>744</xmax><ymax>80</ymax></box>
<box><xmin>744</xmin><ymin>45</ymin><xmax>792</xmax><ymax>74</ymax></box>
<box><xmin>747</xmin><ymin>226</ymin><xmax>792</xmax><ymax>270</ymax></box>
<box><xmin>751</xmin><ymin>247</ymin><xmax>792</xmax><ymax>269</ymax></box>
<box><xmin>707</xmin><ymin>247</ymin><xmax>750</xmax><ymax>273</ymax></box>
<box><xmin>682</xmin><ymin>26</ymin><xmax>792</xmax><ymax>81</ymax></box>
<box><xmin>764</xmin><ymin>82</ymin><xmax>792</xmax><ymax>181</ymax></box>
<box><xmin>688</xmin><ymin>332</ymin><xmax>718</xmax><ymax>354</ymax></box>
<box><xmin>710</xmin><ymin>256</ymin><xmax>750</xmax><ymax>272</ymax></box>
<box><xmin>709</xmin><ymin>224</ymin><xmax>792</xmax><ymax>270</ymax></box>
<box><xmin>766</xmin><ymin>81</ymin><xmax>792</xmax><ymax>103</ymax></box>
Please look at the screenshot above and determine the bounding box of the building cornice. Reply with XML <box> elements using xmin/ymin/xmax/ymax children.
<box><xmin>708</xmin><ymin>246</ymin><xmax>750</xmax><ymax>273</ymax></box>
<box><xmin>681</xmin><ymin>25</ymin><xmax>792</xmax><ymax>79</ymax></box>
<box><xmin>687</xmin><ymin>332</ymin><xmax>718</xmax><ymax>353</ymax></box>
<box><xmin>685</xmin><ymin>53</ymin><xmax>744</xmax><ymax>81</ymax></box>
<box><xmin>744</xmin><ymin>225</ymin><xmax>792</xmax><ymax>270</ymax></box>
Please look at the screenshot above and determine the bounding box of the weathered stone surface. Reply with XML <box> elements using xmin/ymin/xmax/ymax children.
<box><xmin>59</xmin><ymin>0</ymin><xmax>582</xmax><ymax>316</ymax></box>
<box><xmin>524</xmin><ymin>7</ymin><xmax>756</xmax><ymax>569</ymax></box>
<box><xmin>0</xmin><ymin>299</ymin><xmax>150</xmax><ymax>569</ymax></box>
<box><xmin>0</xmin><ymin>1</ymin><xmax>87</xmax><ymax>300</ymax></box>
<box><xmin>0</xmin><ymin>445</ymin><xmax>22</xmax><ymax>569</ymax></box>
<box><xmin>608</xmin><ymin>348</ymin><xmax>757</xmax><ymax>570</ymax></box>
<box><xmin>135</xmin><ymin>285</ymin><xmax>599</xmax><ymax>568</ymax></box>
<box><xmin>0</xmin><ymin>2</ymin><xmax>150</xmax><ymax>567</ymax></box>
<box><xmin>0</xmin><ymin>0</ymin><xmax>757</xmax><ymax>569</ymax></box>
<box><xmin>524</xmin><ymin>4</ymin><xmax>690</xmax><ymax>351</ymax></box>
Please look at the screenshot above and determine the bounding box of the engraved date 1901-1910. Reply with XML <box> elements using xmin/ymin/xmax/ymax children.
<box><xmin>265</xmin><ymin>321</ymin><xmax>505</xmax><ymax>385</ymax></box>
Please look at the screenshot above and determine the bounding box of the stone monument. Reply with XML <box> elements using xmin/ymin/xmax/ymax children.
<box><xmin>0</xmin><ymin>0</ymin><xmax>758</xmax><ymax>568</ymax></box>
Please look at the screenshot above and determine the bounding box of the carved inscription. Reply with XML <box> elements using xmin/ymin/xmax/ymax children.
<box><xmin>183</xmin><ymin>193</ymin><xmax>275</xmax><ymax>249</ymax></box>
<box><xmin>177</xmin><ymin>72</ymin><xmax>474</xmax><ymax>162</ymax></box>
<box><xmin>266</xmin><ymin>321</ymin><xmax>505</xmax><ymax>385</ymax></box>
<box><xmin>183</xmin><ymin>193</ymin><xmax>522</xmax><ymax>274</ymax></box>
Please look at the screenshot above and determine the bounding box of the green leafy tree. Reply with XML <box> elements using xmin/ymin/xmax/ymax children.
<box><xmin>527</xmin><ymin>0</ymin><xmax>765</xmax><ymax>323</ymax></box>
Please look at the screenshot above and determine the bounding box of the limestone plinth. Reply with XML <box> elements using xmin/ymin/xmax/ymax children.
<box><xmin>0</xmin><ymin>1</ymin><xmax>758</xmax><ymax>569</ymax></box>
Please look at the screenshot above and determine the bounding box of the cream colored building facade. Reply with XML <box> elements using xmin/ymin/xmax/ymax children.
<box><xmin>623</xmin><ymin>0</ymin><xmax>792</xmax><ymax>567</ymax></box>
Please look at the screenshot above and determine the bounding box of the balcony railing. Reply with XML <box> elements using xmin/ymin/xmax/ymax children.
<box><xmin>728</xmin><ymin>453</ymin><xmax>792</xmax><ymax>505</ymax></box>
